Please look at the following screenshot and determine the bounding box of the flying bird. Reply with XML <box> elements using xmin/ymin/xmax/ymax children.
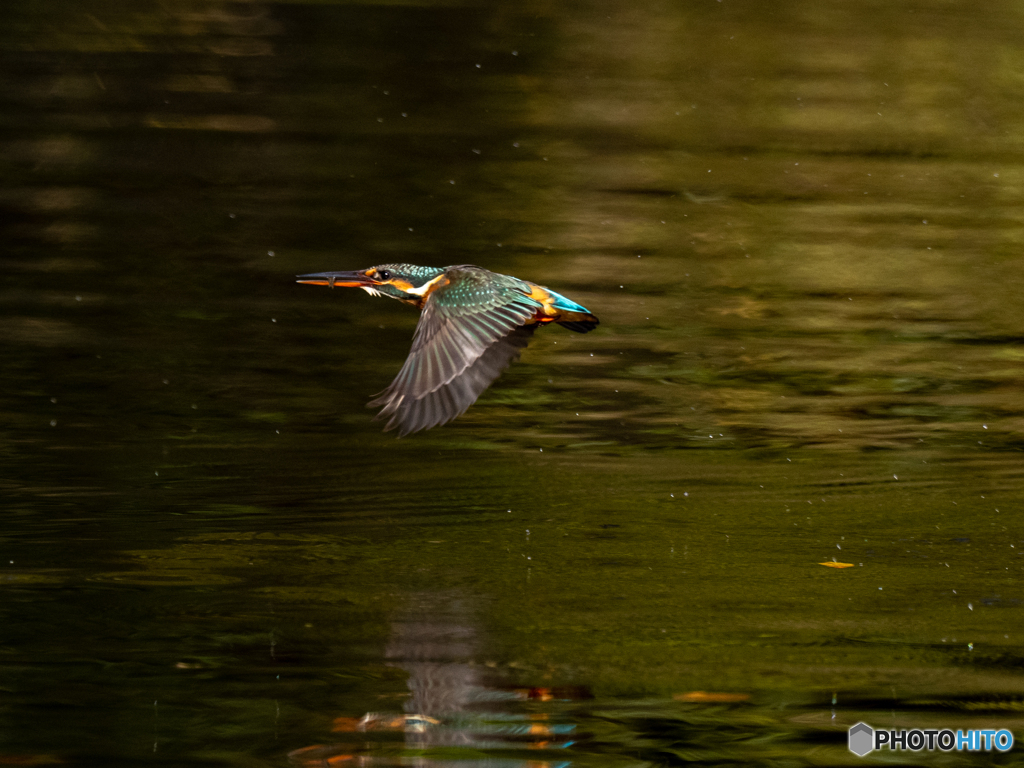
<box><xmin>297</xmin><ymin>264</ymin><xmax>599</xmax><ymax>435</ymax></box>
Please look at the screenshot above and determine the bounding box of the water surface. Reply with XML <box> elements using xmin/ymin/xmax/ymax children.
<box><xmin>3</xmin><ymin>0</ymin><xmax>1024</xmax><ymax>765</ymax></box>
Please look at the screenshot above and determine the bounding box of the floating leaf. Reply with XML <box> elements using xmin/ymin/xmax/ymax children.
<box><xmin>674</xmin><ymin>691</ymin><xmax>751</xmax><ymax>703</ymax></box>
<box><xmin>819</xmin><ymin>561</ymin><xmax>854</xmax><ymax>568</ymax></box>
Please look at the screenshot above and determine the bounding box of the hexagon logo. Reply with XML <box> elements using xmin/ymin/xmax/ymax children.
<box><xmin>848</xmin><ymin>722</ymin><xmax>874</xmax><ymax>756</ymax></box>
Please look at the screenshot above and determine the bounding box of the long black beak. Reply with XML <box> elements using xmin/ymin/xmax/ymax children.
<box><xmin>296</xmin><ymin>270</ymin><xmax>373</xmax><ymax>288</ymax></box>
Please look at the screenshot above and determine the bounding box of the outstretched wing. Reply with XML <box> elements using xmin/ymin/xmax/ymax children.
<box><xmin>368</xmin><ymin>266</ymin><xmax>542</xmax><ymax>435</ymax></box>
<box><xmin>372</xmin><ymin>325</ymin><xmax>537</xmax><ymax>436</ymax></box>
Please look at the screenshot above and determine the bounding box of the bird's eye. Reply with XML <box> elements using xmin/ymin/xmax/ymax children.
<box><xmin>376</xmin><ymin>269</ymin><xmax>391</xmax><ymax>281</ymax></box>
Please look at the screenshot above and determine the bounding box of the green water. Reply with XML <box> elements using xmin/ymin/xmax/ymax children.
<box><xmin>3</xmin><ymin>0</ymin><xmax>1024</xmax><ymax>765</ymax></box>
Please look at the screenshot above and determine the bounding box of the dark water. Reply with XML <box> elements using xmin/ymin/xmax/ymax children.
<box><xmin>4</xmin><ymin>0</ymin><xmax>1024</xmax><ymax>765</ymax></box>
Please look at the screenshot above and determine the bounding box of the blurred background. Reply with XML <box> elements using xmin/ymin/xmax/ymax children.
<box><xmin>3</xmin><ymin>0</ymin><xmax>1024</xmax><ymax>765</ymax></box>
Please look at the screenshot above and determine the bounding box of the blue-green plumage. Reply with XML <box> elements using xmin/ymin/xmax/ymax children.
<box><xmin>547</xmin><ymin>291</ymin><xmax>591</xmax><ymax>314</ymax></box>
<box><xmin>297</xmin><ymin>263</ymin><xmax>599</xmax><ymax>435</ymax></box>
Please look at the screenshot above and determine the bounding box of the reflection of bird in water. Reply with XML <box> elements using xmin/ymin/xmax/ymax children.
<box><xmin>288</xmin><ymin>593</ymin><xmax>582</xmax><ymax>767</ymax></box>
<box><xmin>297</xmin><ymin>264</ymin><xmax>599</xmax><ymax>435</ymax></box>
<box><xmin>383</xmin><ymin>592</ymin><xmax>490</xmax><ymax>745</ymax></box>
<box><xmin>380</xmin><ymin>593</ymin><xmax>582</xmax><ymax>749</ymax></box>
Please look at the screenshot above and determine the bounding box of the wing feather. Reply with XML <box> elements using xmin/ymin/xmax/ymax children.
<box><xmin>368</xmin><ymin>266</ymin><xmax>541</xmax><ymax>435</ymax></box>
<box><xmin>372</xmin><ymin>326</ymin><xmax>537</xmax><ymax>435</ymax></box>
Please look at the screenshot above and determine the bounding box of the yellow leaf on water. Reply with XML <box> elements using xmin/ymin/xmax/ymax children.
<box><xmin>674</xmin><ymin>691</ymin><xmax>751</xmax><ymax>703</ymax></box>
<box><xmin>819</xmin><ymin>561</ymin><xmax>855</xmax><ymax>568</ymax></box>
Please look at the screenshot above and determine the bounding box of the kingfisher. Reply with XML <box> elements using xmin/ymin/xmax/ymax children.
<box><xmin>297</xmin><ymin>264</ymin><xmax>599</xmax><ymax>436</ymax></box>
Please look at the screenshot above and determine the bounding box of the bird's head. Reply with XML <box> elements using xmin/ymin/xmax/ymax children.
<box><xmin>297</xmin><ymin>264</ymin><xmax>446</xmax><ymax>303</ymax></box>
